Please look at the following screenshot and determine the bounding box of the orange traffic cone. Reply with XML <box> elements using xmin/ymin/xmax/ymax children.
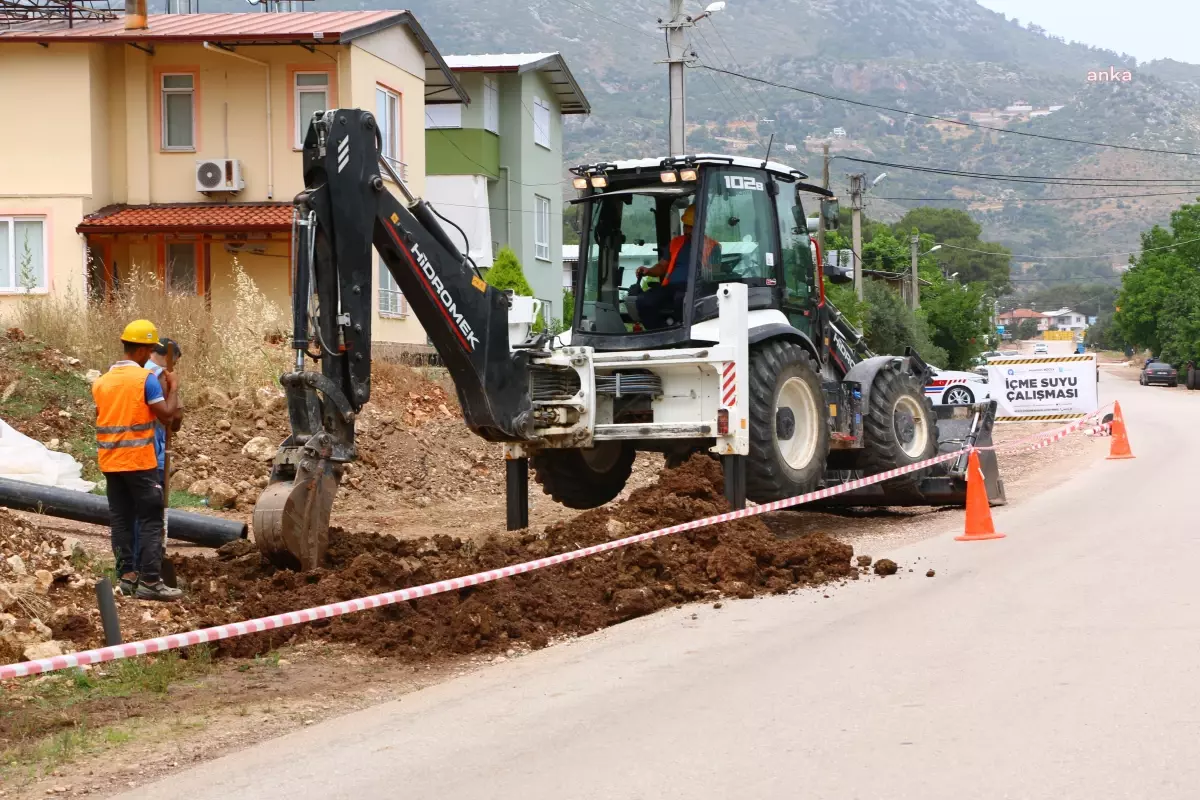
<box><xmin>1106</xmin><ymin>401</ymin><xmax>1135</xmax><ymax>460</ymax></box>
<box><xmin>955</xmin><ymin>450</ymin><xmax>1005</xmax><ymax>542</ymax></box>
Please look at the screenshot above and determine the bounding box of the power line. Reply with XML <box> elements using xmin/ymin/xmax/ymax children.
<box><xmin>937</xmin><ymin>236</ymin><xmax>1200</xmax><ymax>261</ymax></box>
<box><xmin>706</xmin><ymin>18</ymin><xmax>772</xmax><ymax>124</ymax></box>
<box><xmin>839</xmin><ymin>157</ymin><xmax>1200</xmax><ymax>186</ymax></box>
<box><xmin>688</xmin><ymin>28</ymin><xmax>759</xmax><ymax>125</ymax></box>
<box><xmin>695</xmin><ymin>64</ymin><xmax>1200</xmax><ymax>158</ymax></box>
<box><xmin>876</xmin><ymin>190</ymin><xmax>1200</xmax><ymax>203</ymax></box>
<box><xmin>559</xmin><ymin>0</ymin><xmax>658</xmax><ymax>40</ymax></box>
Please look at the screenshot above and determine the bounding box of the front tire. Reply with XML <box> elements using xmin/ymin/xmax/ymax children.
<box><xmin>942</xmin><ymin>385</ymin><xmax>975</xmax><ymax>405</ymax></box>
<box><xmin>531</xmin><ymin>442</ymin><xmax>635</xmax><ymax>509</ymax></box>
<box><xmin>861</xmin><ymin>366</ymin><xmax>938</xmax><ymax>493</ymax></box>
<box><xmin>745</xmin><ymin>340</ymin><xmax>830</xmax><ymax>503</ymax></box>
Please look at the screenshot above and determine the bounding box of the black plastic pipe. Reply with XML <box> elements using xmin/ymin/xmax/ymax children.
<box><xmin>0</xmin><ymin>477</ymin><xmax>247</xmax><ymax>547</ymax></box>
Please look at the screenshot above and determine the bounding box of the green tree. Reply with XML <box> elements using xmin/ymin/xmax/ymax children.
<box><xmin>893</xmin><ymin>208</ymin><xmax>1012</xmax><ymax>295</ymax></box>
<box><xmin>895</xmin><ymin>208</ymin><xmax>981</xmax><ymax>242</ymax></box>
<box><xmin>861</xmin><ymin>280</ymin><xmax>948</xmax><ymax>366</ymax></box>
<box><xmin>921</xmin><ymin>282</ymin><xmax>991</xmax><ymax>369</ymax></box>
<box><xmin>1016</xmin><ymin>317</ymin><xmax>1041</xmax><ymax>340</ymax></box>
<box><xmin>485</xmin><ymin>247</ymin><xmax>533</xmax><ymax>296</ymax></box>
<box><xmin>1115</xmin><ymin>202</ymin><xmax>1200</xmax><ymax>360</ymax></box>
<box><xmin>1084</xmin><ymin>314</ymin><xmax>1126</xmax><ymax>351</ymax></box>
<box><xmin>563</xmin><ymin>204</ymin><xmax>582</xmax><ymax>246</ymax></box>
<box><xmin>562</xmin><ymin>289</ymin><xmax>575</xmax><ymax>326</ymax></box>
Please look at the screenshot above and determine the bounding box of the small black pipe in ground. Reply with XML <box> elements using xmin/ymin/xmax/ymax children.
<box><xmin>0</xmin><ymin>477</ymin><xmax>247</xmax><ymax>548</ymax></box>
<box><xmin>94</xmin><ymin>577</ymin><xmax>122</xmax><ymax>646</ymax></box>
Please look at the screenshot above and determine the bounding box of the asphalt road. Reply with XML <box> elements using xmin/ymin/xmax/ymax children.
<box><xmin>121</xmin><ymin>370</ymin><xmax>1199</xmax><ymax>800</ymax></box>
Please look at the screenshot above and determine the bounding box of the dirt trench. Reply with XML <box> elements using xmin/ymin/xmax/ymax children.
<box><xmin>85</xmin><ymin>456</ymin><xmax>855</xmax><ymax>661</ymax></box>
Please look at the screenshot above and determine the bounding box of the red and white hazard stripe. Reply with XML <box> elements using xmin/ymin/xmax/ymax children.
<box><xmin>721</xmin><ymin>361</ymin><xmax>736</xmax><ymax>408</ymax></box>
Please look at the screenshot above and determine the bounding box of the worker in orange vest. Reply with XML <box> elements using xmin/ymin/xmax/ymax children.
<box><xmin>629</xmin><ymin>204</ymin><xmax>721</xmax><ymax>329</ymax></box>
<box><xmin>92</xmin><ymin>320</ymin><xmax>183</xmax><ymax>601</ymax></box>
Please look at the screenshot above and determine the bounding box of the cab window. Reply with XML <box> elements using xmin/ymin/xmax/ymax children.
<box><xmin>774</xmin><ymin>184</ymin><xmax>814</xmax><ymax>302</ymax></box>
<box><xmin>698</xmin><ymin>167</ymin><xmax>778</xmax><ymax>291</ymax></box>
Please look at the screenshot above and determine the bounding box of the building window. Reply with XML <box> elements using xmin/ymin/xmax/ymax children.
<box><xmin>534</xmin><ymin>195</ymin><xmax>551</xmax><ymax>262</ymax></box>
<box><xmin>295</xmin><ymin>72</ymin><xmax>329</xmax><ymax>148</ymax></box>
<box><xmin>483</xmin><ymin>76</ymin><xmax>499</xmax><ymax>134</ymax></box>
<box><xmin>425</xmin><ymin>104</ymin><xmax>462</xmax><ymax>129</ymax></box>
<box><xmin>532</xmin><ymin>96</ymin><xmax>551</xmax><ymax>149</ymax></box>
<box><xmin>379</xmin><ymin>260</ymin><xmax>406</xmax><ymax>316</ymax></box>
<box><xmin>162</xmin><ymin>73</ymin><xmax>195</xmax><ymax>151</ymax></box>
<box><xmin>166</xmin><ymin>242</ymin><xmax>197</xmax><ymax>294</ymax></box>
<box><xmin>376</xmin><ymin>86</ymin><xmax>403</xmax><ymax>178</ymax></box>
<box><xmin>0</xmin><ymin>217</ymin><xmax>46</xmax><ymax>293</ymax></box>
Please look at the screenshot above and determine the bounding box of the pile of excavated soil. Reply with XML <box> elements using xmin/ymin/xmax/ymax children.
<box><xmin>42</xmin><ymin>457</ymin><xmax>856</xmax><ymax>663</ymax></box>
<box><xmin>168</xmin><ymin>362</ymin><xmax>502</xmax><ymax>516</ymax></box>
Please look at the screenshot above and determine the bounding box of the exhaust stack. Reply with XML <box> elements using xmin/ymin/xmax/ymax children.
<box><xmin>125</xmin><ymin>0</ymin><xmax>147</xmax><ymax>30</ymax></box>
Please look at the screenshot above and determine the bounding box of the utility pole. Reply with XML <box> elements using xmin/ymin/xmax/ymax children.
<box><xmin>849</xmin><ymin>173</ymin><xmax>865</xmax><ymax>301</ymax></box>
<box><xmin>909</xmin><ymin>234</ymin><xmax>920</xmax><ymax>311</ymax></box>
<box><xmin>661</xmin><ymin>0</ymin><xmax>688</xmax><ymax>157</ymax></box>
<box><xmin>817</xmin><ymin>142</ymin><xmax>830</xmax><ymax>259</ymax></box>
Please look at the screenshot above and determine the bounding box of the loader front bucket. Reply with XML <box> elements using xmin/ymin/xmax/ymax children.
<box><xmin>815</xmin><ymin>401</ymin><xmax>1005</xmax><ymax>508</ymax></box>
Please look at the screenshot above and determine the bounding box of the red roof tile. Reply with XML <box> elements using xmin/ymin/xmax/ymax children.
<box><xmin>0</xmin><ymin>11</ymin><xmax>404</xmax><ymax>43</ymax></box>
<box><xmin>78</xmin><ymin>204</ymin><xmax>291</xmax><ymax>234</ymax></box>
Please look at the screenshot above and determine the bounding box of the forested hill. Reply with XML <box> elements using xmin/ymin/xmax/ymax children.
<box><xmin>174</xmin><ymin>0</ymin><xmax>1200</xmax><ymax>284</ymax></box>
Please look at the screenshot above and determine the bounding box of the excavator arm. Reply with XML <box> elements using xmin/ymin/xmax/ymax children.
<box><xmin>253</xmin><ymin>109</ymin><xmax>535</xmax><ymax>569</ymax></box>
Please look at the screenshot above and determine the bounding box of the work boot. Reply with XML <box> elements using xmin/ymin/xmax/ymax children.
<box><xmin>135</xmin><ymin>581</ymin><xmax>183</xmax><ymax>602</ymax></box>
<box><xmin>118</xmin><ymin>573</ymin><xmax>138</xmax><ymax>597</ymax></box>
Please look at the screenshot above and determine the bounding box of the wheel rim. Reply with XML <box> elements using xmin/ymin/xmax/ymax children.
<box><xmin>581</xmin><ymin>442</ymin><xmax>623</xmax><ymax>473</ymax></box>
<box><xmin>945</xmin><ymin>386</ymin><xmax>973</xmax><ymax>404</ymax></box>
<box><xmin>776</xmin><ymin>376</ymin><xmax>819</xmax><ymax>470</ymax></box>
<box><xmin>893</xmin><ymin>394</ymin><xmax>930</xmax><ymax>460</ymax></box>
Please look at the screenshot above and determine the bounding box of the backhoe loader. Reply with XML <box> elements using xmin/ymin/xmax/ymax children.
<box><xmin>253</xmin><ymin>109</ymin><xmax>1003</xmax><ymax>570</ymax></box>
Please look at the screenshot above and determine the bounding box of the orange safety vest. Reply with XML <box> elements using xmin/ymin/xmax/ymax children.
<box><xmin>663</xmin><ymin>235</ymin><xmax>718</xmax><ymax>286</ymax></box>
<box><xmin>92</xmin><ymin>364</ymin><xmax>158</xmax><ymax>473</ymax></box>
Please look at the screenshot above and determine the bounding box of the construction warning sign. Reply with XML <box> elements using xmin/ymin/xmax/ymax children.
<box><xmin>986</xmin><ymin>354</ymin><xmax>1098</xmax><ymax>421</ymax></box>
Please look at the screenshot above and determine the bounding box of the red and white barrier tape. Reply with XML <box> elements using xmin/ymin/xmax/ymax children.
<box><xmin>0</xmin><ymin>410</ymin><xmax>1112</xmax><ymax>681</ymax></box>
<box><xmin>981</xmin><ymin>405</ymin><xmax>1113</xmax><ymax>453</ymax></box>
<box><xmin>1</xmin><ymin>449</ymin><xmax>962</xmax><ymax>681</ymax></box>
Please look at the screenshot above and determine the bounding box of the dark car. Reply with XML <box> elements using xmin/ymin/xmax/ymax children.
<box><xmin>1140</xmin><ymin>360</ymin><xmax>1178</xmax><ymax>387</ymax></box>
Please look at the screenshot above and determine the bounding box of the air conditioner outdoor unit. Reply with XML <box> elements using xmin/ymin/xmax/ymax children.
<box><xmin>195</xmin><ymin>158</ymin><xmax>245</xmax><ymax>193</ymax></box>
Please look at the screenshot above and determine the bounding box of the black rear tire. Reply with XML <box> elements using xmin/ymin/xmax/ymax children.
<box><xmin>531</xmin><ymin>443</ymin><xmax>635</xmax><ymax>509</ymax></box>
<box><xmin>745</xmin><ymin>340</ymin><xmax>830</xmax><ymax>503</ymax></box>
<box><xmin>860</xmin><ymin>366</ymin><xmax>938</xmax><ymax>493</ymax></box>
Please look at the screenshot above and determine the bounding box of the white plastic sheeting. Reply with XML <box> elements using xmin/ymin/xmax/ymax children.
<box><xmin>0</xmin><ymin>417</ymin><xmax>96</xmax><ymax>492</ymax></box>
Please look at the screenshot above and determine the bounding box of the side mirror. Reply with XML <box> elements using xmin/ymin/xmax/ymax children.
<box><xmin>826</xmin><ymin>261</ymin><xmax>853</xmax><ymax>285</ymax></box>
<box><xmin>821</xmin><ymin>198</ymin><xmax>840</xmax><ymax>230</ymax></box>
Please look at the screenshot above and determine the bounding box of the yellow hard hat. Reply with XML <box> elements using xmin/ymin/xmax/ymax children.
<box><xmin>681</xmin><ymin>205</ymin><xmax>696</xmax><ymax>226</ymax></box>
<box><xmin>119</xmin><ymin>319</ymin><xmax>159</xmax><ymax>345</ymax></box>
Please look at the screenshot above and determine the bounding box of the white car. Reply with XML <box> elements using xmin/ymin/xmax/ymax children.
<box><xmin>926</xmin><ymin>367</ymin><xmax>992</xmax><ymax>405</ymax></box>
<box><xmin>1033</xmin><ymin>343</ymin><xmax>1049</xmax><ymax>355</ymax></box>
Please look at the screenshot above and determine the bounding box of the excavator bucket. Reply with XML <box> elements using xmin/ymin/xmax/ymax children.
<box><xmin>252</xmin><ymin>466</ymin><xmax>339</xmax><ymax>571</ymax></box>
<box><xmin>816</xmin><ymin>400</ymin><xmax>1006</xmax><ymax>508</ymax></box>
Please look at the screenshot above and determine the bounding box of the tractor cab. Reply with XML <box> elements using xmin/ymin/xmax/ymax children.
<box><xmin>568</xmin><ymin>155</ymin><xmax>841</xmax><ymax>351</ymax></box>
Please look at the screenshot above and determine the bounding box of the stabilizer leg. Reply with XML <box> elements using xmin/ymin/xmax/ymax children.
<box><xmin>723</xmin><ymin>454</ymin><xmax>747</xmax><ymax>511</ymax></box>
<box><xmin>506</xmin><ymin>457</ymin><xmax>529</xmax><ymax>530</ymax></box>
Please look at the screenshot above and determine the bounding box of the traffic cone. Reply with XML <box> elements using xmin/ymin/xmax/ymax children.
<box><xmin>955</xmin><ymin>450</ymin><xmax>1005</xmax><ymax>542</ymax></box>
<box><xmin>1107</xmin><ymin>401</ymin><xmax>1135</xmax><ymax>460</ymax></box>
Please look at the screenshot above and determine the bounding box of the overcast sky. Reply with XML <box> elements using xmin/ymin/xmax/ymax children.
<box><xmin>976</xmin><ymin>0</ymin><xmax>1200</xmax><ymax>65</ymax></box>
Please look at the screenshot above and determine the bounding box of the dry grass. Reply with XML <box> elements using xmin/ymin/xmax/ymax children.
<box><xmin>14</xmin><ymin>261</ymin><xmax>289</xmax><ymax>396</ymax></box>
